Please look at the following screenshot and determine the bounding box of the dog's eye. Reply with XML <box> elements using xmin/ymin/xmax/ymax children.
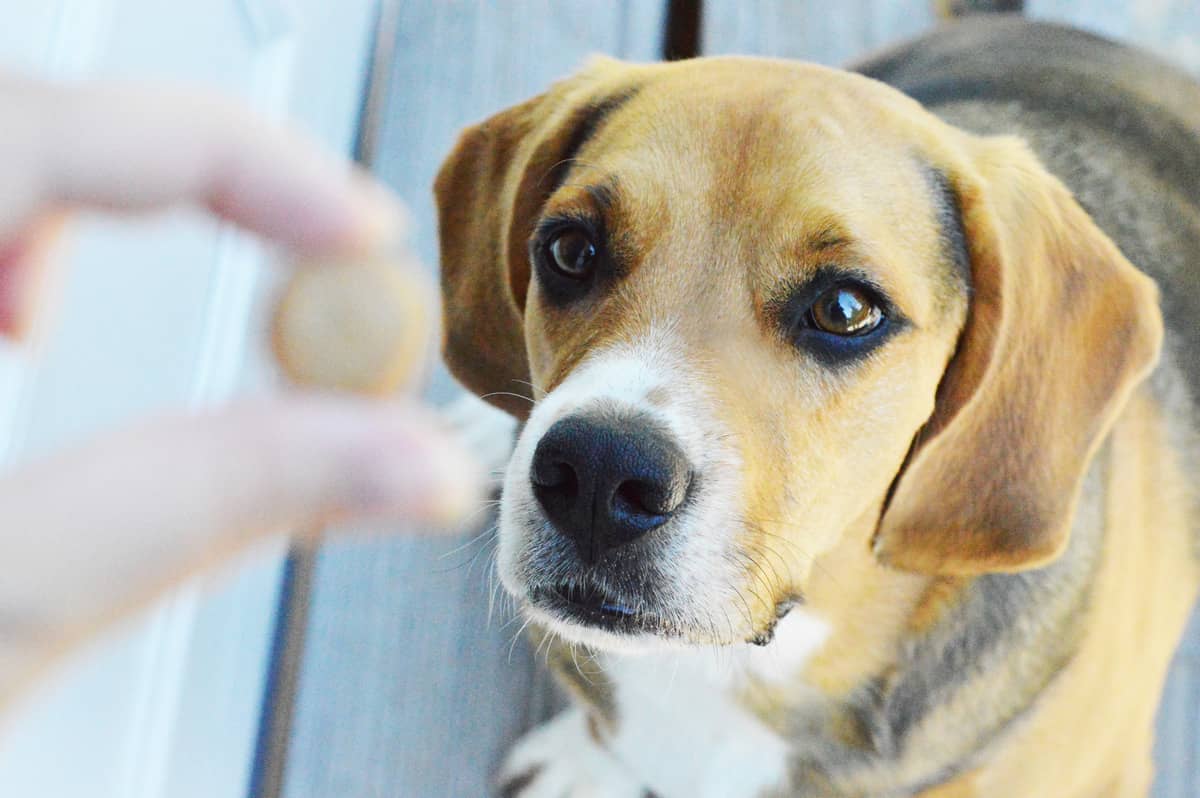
<box><xmin>547</xmin><ymin>227</ymin><xmax>597</xmax><ymax>280</ymax></box>
<box><xmin>776</xmin><ymin>272</ymin><xmax>901</xmax><ymax>365</ymax></box>
<box><xmin>809</xmin><ymin>285</ymin><xmax>883</xmax><ymax>336</ymax></box>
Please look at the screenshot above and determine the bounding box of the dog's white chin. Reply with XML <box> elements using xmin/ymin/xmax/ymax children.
<box><xmin>520</xmin><ymin>602</ymin><xmax>714</xmax><ymax>654</ymax></box>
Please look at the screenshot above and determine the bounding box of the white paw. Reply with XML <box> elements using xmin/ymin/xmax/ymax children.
<box><xmin>498</xmin><ymin>710</ymin><xmax>651</xmax><ymax>798</ymax></box>
<box><xmin>440</xmin><ymin>392</ymin><xmax>518</xmax><ymax>478</ymax></box>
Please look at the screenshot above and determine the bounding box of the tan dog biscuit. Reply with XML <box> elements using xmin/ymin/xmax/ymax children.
<box><xmin>272</xmin><ymin>258</ymin><xmax>430</xmax><ymax>394</ymax></box>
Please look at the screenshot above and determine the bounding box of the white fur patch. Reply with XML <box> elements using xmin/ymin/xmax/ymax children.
<box><xmin>741</xmin><ymin>609</ymin><xmax>832</xmax><ymax>685</ymax></box>
<box><xmin>602</xmin><ymin>609</ymin><xmax>828</xmax><ymax>795</ymax></box>
<box><xmin>503</xmin><ymin>612</ymin><xmax>830</xmax><ymax>797</ymax></box>
<box><xmin>602</xmin><ymin>649</ymin><xmax>792</xmax><ymax>798</ymax></box>
<box><xmin>500</xmin><ymin>710</ymin><xmax>647</xmax><ymax>798</ymax></box>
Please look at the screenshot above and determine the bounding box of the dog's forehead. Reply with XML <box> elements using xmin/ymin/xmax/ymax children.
<box><xmin>584</xmin><ymin>57</ymin><xmax>930</xmax><ymax>164</ymax></box>
<box><xmin>548</xmin><ymin>63</ymin><xmax>955</xmax><ymax>318</ymax></box>
<box><xmin>577</xmin><ymin>65</ymin><xmax>938</xmax><ymax>225</ymax></box>
<box><xmin>523</xmin><ymin>59</ymin><xmax>969</xmax><ymax>388</ymax></box>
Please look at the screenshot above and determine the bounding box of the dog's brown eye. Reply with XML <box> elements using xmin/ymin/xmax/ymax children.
<box><xmin>548</xmin><ymin>228</ymin><xmax>597</xmax><ymax>279</ymax></box>
<box><xmin>810</xmin><ymin>285</ymin><xmax>882</xmax><ymax>336</ymax></box>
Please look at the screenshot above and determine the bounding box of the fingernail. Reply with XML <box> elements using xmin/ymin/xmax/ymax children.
<box><xmin>374</xmin><ymin>429</ymin><xmax>485</xmax><ymax>528</ymax></box>
<box><xmin>0</xmin><ymin>213</ymin><xmax>68</xmax><ymax>343</ymax></box>
<box><xmin>348</xmin><ymin>173</ymin><xmax>410</xmax><ymax>255</ymax></box>
<box><xmin>0</xmin><ymin>236</ymin><xmax>28</xmax><ymax>339</ymax></box>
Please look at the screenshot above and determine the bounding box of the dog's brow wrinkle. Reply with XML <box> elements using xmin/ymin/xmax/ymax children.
<box><xmin>542</xmin><ymin>88</ymin><xmax>641</xmax><ymax>195</ymax></box>
<box><xmin>557</xmin><ymin>174</ymin><xmax>620</xmax><ymax>210</ymax></box>
<box><xmin>805</xmin><ymin>225</ymin><xmax>851</xmax><ymax>253</ymax></box>
<box><xmin>584</xmin><ymin>179</ymin><xmax>620</xmax><ymax>212</ymax></box>
<box><xmin>924</xmin><ymin>165</ymin><xmax>971</xmax><ymax>290</ymax></box>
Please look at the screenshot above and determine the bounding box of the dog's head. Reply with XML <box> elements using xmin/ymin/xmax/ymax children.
<box><xmin>435</xmin><ymin>57</ymin><xmax>1162</xmax><ymax>651</ymax></box>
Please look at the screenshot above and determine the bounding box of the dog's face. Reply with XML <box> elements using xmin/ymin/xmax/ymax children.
<box><xmin>498</xmin><ymin>64</ymin><xmax>970</xmax><ymax>650</ymax></box>
<box><xmin>436</xmin><ymin>58</ymin><xmax>1162</xmax><ymax>651</ymax></box>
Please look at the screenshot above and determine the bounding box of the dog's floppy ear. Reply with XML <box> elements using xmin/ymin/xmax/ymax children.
<box><xmin>434</xmin><ymin>58</ymin><xmax>638</xmax><ymax>418</ymax></box>
<box><xmin>874</xmin><ymin>136</ymin><xmax>1163</xmax><ymax>575</ymax></box>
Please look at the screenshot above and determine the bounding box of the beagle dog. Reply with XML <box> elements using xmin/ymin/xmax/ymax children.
<box><xmin>435</xmin><ymin>16</ymin><xmax>1200</xmax><ymax>798</ymax></box>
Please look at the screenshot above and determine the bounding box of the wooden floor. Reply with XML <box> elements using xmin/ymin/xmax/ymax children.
<box><xmin>277</xmin><ymin>2</ymin><xmax>1200</xmax><ymax>796</ymax></box>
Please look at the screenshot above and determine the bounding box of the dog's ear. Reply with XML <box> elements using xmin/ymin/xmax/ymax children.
<box><xmin>434</xmin><ymin>57</ymin><xmax>637</xmax><ymax>418</ymax></box>
<box><xmin>874</xmin><ymin>136</ymin><xmax>1163</xmax><ymax>575</ymax></box>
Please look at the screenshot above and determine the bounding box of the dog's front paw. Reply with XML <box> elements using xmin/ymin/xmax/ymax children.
<box><xmin>498</xmin><ymin>710</ymin><xmax>652</xmax><ymax>798</ymax></box>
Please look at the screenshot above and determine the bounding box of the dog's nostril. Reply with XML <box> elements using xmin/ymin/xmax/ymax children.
<box><xmin>531</xmin><ymin>459</ymin><xmax>579</xmax><ymax>519</ymax></box>
<box><xmin>533</xmin><ymin>460</ymin><xmax>577</xmax><ymax>492</ymax></box>
<box><xmin>614</xmin><ymin>479</ymin><xmax>664</xmax><ymax>517</ymax></box>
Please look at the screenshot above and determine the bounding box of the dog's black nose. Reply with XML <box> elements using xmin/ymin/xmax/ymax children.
<box><xmin>531</xmin><ymin>413</ymin><xmax>692</xmax><ymax>562</ymax></box>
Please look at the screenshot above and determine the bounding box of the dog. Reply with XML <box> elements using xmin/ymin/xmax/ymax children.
<box><xmin>434</xmin><ymin>15</ymin><xmax>1200</xmax><ymax>797</ymax></box>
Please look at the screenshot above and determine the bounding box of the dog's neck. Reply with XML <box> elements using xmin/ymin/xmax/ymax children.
<box><xmin>762</xmin><ymin>480</ymin><xmax>1106</xmax><ymax>795</ymax></box>
<box><xmin>799</xmin><ymin>508</ymin><xmax>934</xmax><ymax>696</ymax></box>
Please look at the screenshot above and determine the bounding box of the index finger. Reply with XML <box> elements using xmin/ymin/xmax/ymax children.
<box><xmin>0</xmin><ymin>74</ymin><xmax>407</xmax><ymax>255</ymax></box>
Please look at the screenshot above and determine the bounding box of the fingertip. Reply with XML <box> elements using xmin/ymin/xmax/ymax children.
<box><xmin>0</xmin><ymin>213</ymin><xmax>68</xmax><ymax>343</ymax></box>
<box><xmin>342</xmin><ymin>169</ymin><xmax>411</xmax><ymax>257</ymax></box>
<box><xmin>415</xmin><ymin>430</ymin><xmax>490</xmax><ymax>529</ymax></box>
<box><xmin>346</xmin><ymin>408</ymin><xmax>488</xmax><ymax>529</ymax></box>
<box><xmin>243</xmin><ymin>396</ymin><xmax>486</xmax><ymax>532</ymax></box>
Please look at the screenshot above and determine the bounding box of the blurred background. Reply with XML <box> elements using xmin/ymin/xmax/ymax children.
<box><xmin>0</xmin><ymin>1</ymin><xmax>1197</xmax><ymax>796</ymax></box>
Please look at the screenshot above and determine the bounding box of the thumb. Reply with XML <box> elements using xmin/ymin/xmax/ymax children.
<box><xmin>0</xmin><ymin>395</ymin><xmax>483</xmax><ymax>703</ymax></box>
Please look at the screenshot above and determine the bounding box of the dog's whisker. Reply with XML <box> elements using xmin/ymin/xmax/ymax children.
<box><xmin>507</xmin><ymin>614</ymin><xmax>535</xmax><ymax>664</ymax></box>
<box><xmin>734</xmin><ymin>516</ymin><xmax>802</xmax><ymax>556</ymax></box>
<box><xmin>431</xmin><ymin>530</ymin><xmax>499</xmax><ymax>576</ymax></box>
<box><xmin>510</xmin><ymin>377</ymin><xmax>548</xmax><ymax>399</ymax></box>
<box><xmin>753</xmin><ymin>541</ymin><xmax>797</xmax><ymax>592</ymax></box>
<box><xmin>538</xmin><ymin>626</ymin><xmax>562</xmax><ymax>669</ymax></box>
<box><xmin>747</xmin><ymin>519</ymin><xmax>816</xmax><ymax>556</ymax></box>
<box><xmin>479</xmin><ymin>390</ymin><xmax>536</xmax><ymax>406</ymax></box>
<box><xmin>536</xmin><ymin>157</ymin><xmax>604</xmax><ymax>189</ymax></box>
<box><xmin>486</xmin><ymin>551</ymin><xmax>502</xmax><ymax>628</ymax></box>
<box><xmin>741</xmin><ymin>582</ymin><xmax>774</xmax><ymax>619</ymax></box>
<box><xmin>568</xmin><ymin>640</ymin><xmax>596</xmax><ymax>686</ymax></box>
<box><xmin>463</xmin><ymin>531</ymin><xmax>499</xmax><ymax>582</ymax></box>
<box><xmin>437</xmin><ymin>523</ymin><xmax>499</xmax><ymax>561</ymax></box>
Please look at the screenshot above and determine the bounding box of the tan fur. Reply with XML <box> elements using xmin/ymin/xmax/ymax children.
<box><xmin>435</xmin><ymin>55</ymin><xmax>1197</xmax><ymax>796</ymax></box>
<box><xmin>960</xmin><ymin>392</ymin><xmax>1199</xmax><ymax>797</ymax></box>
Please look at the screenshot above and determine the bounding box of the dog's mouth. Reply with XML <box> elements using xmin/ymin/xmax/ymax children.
<box><xmin>531</xmin><ymin>581</ymin><xmax>666</xmax><ymax>635</ymax></box>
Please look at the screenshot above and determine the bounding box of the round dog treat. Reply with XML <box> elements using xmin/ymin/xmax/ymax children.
<box><xmin>271</xmin><ymin>258</ymin><xmax>431</xmax><ymax>395</ymax></box>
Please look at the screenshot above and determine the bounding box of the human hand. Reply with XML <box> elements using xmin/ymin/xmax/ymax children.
<box><xmin>0</xmin><ymin>75</ymin><xmax>481</xmax><ymax>706</ymax></box>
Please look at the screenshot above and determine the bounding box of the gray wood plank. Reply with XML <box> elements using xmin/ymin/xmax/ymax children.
<box><xmin>1153</xmin><ymin>608</ymin><xmax>1200</xmax><ymax>798</ymax></box>
<box><xmin>280</xmin><ymin>3</ymin><xmax>664</xmax><ymax>797</ymax></box>
<box><xmin>1028</xmin><ymin>0</ymin><xmax>1200</xmax><ymax>76</ymax></box>
<box><xmin>701</xmin><ymin>0</ymin><xmax>936</xmax><ymax>65</ymax></box>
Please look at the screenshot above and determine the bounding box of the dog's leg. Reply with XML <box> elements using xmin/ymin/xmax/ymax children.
<box><xmin>497</xmin><ymin>709</ymin><xmax>651</xmax><ymax>798</ymax></box>
<box><xmin>499</xmin><ymin>644</ymin><xmax>804</xmax><ymax>798</ymax></box>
